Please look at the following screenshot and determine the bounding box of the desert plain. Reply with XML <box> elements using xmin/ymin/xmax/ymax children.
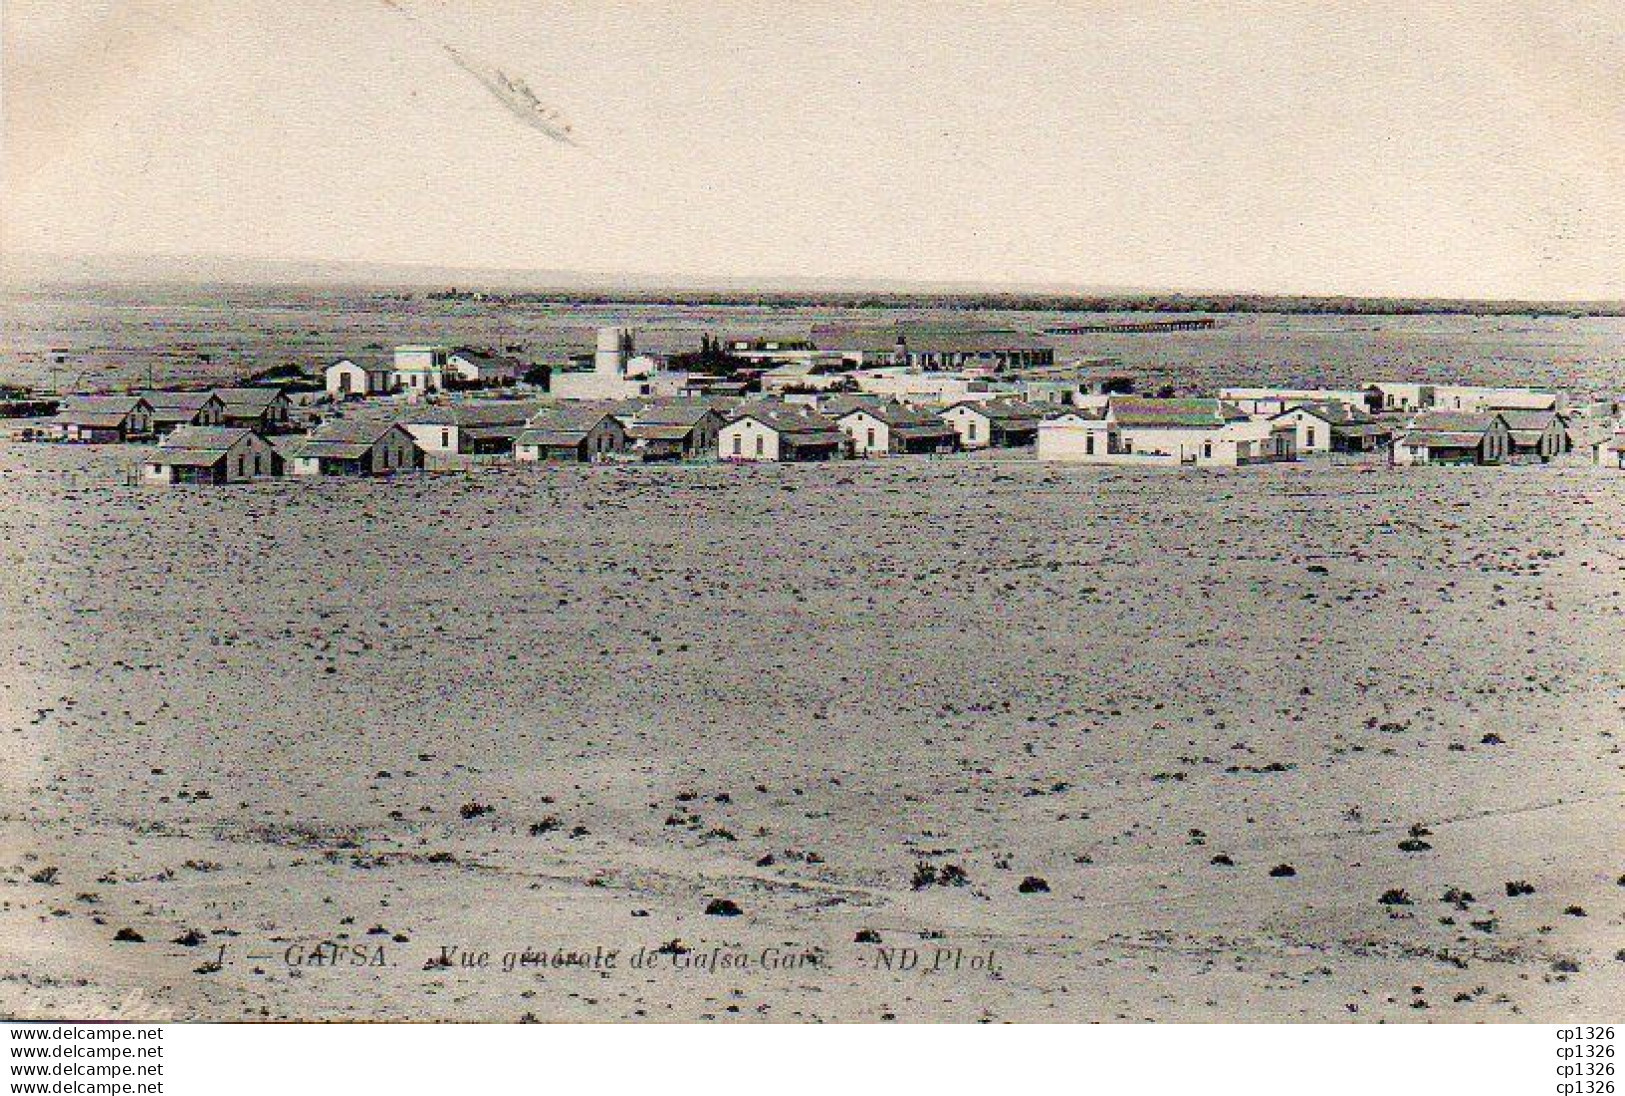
<box><xmin>2</xmin><ymin>441</ymin><xmax>1622</xmax><ymax>1022</ymax></box>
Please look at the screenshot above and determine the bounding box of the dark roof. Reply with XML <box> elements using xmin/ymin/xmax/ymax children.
<box><xmin>212</xmin><ymin>387</ymin><xmax>287</xmax><ymax>415</ymax></box>
<box><xmin>57</xmin><ymin>395</ymin><xmax>152</xmax><ymax>427</ymax></box>
<box><xmin>1395</xmin><ymin>412</ymin><xmax>1504</xmax><ymax>449</ymax></box>
<box><xmin>1272</xmin><ymin>400</ymin><xmax>1375</xmax><ymax>427</ymax></box>
<box><xmin>725</xmin><ymin>401</ymin><xmax>840</xmax><ymax>436</ymax></box>
<box><xmin>626</xmin><ymin>422</ymin><xmax>697</xmax><ymax>442</ymax></box>
<box><xmin>615</xmin><ymin>400</ymin><xmax>723</xmax><ymax>429</ymax></box>
<box><xmin>140</xmin><ymin>391</ymin><xmax>220</xmax><ymax>415</ymax></box>
<box><xmin>286</xmin><ymin>420</ymin><xmax>409</xmax><ymax>460</ymax></box>
<box><xmin>518</xmin><ymin>407</ymin><xmax>616</xmax><ymax>446</ymax></box>
<box><xmin>149</xmin><ymin>426</ymin><xmax>258</xmax><ymax>466</ymax></box>
<box><xmin>1497</xmin><ymin>409</ymin><xmax>1562</xmax><ymax>431</ymax></box>
<box><xmin>834</xmin><ymin>399</ymin><xmax>954</xmax><ymax>432</ymax></box>
<box><xmin>943</xmin><ymin>398</ymin><xmax>1050</xmax><ymax>425</ymax></box>
<box><xmin>1110</xmin><ymin>397</ymin><xmax>1248</xmax><ymax>429</ymax></box>
<box><xmin>1403</xmin><ymin>411</ymin><xmax>1504</xmax><ymax>434</ymax></box>
<box><xmin>399</xmin><ymin>400</ymin><xmax>545</xmax><ymax>428</ymax></box>
<box><xmin>450</xmin><ymin>347</ymin><xmax>526</xmax><ymax>375</ymax></box>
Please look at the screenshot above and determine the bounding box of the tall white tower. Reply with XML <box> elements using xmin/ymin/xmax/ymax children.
<box><xmin>595</xmin><ymin>327</ymin><xmax>635</xmax><ymax>378</ymax></box>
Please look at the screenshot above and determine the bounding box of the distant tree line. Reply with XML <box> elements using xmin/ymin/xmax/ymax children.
<box><xmin>422</xmin><ymin>289</ymin><xmax>1625</xmax><ymax>318</ymax></box>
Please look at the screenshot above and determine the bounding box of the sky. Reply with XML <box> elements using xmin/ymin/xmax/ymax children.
<box><xmin>4</xmin><ymin>0</ymin><xmax>1624</xmax><ymax>298</ymax></box>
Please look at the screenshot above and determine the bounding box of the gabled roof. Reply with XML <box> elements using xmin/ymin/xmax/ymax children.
<box><xmin>517</xmin><ymin>406</ymin><xmax>616</xmax><ymax>446</ymax></box>
<box><xmin>399</xmin><ymin>400</ymin><xmax>545</xmax><ymax>428</ymax></box>
<box><xmin>140</xmin><ymin>390</ymin><xmax>220</xmax><ymax>414</ymax></box>
<box><xmin>614</xmin><ymin>400</ymin><xmax>723</xmax><ymax>430</ymax></box>
<box><xmin>1109</xmin><ymin>397</ymin><xmax>1249</xmax><ymax>429</ymax></box>
<box><xmin>212</xmin><ymin>387</ymin><xmax>287</xmax><ymax>415</ymax></box>
<box><xmin>942</xmin><ymin>397</ymin><xmax>1051</xmax><ymax>425</ymax></box>
<box><xmin>57</xmin><ymin>395</ymin><xmax>153</xmax><ymax>427</ymax></box>
<box><xmin>833</xmin><ymin>399</ymin><xmax>955</xmax><ymax>432</ymax></box>
<box><xmin>149</xmin><ymin>426</ymin><xmax>259</xmax><ymax>466</ymax></box>
<box><xmin>449</xmin><ymin>347</ymin><xmax>526</xmax><ymax>375</ymax></box>
<box><xmin>1401</xmin><ymin>411</ymin><xmax>1504</xmax><ymax>435</ymax></box>
<box><xmin>329</xmin><ymin>354</ymin><xmax>392</xmax><ymax>375</ymax></box>
<box><xmin>1496</xmin><ymin>409</ymin><xmax>1562</xmax><ymax>430</ymax></box>
<box><xmin>1271</xmin><ymin>400</ymin><xmax>1381</xmax><ymax>428</ymax></box>
<box><xmin>285</xmin><ymin>420</ymin><xmax>410</xmax><ymax>460</ymax></box>
<box><xmin>626</xmin><ymin>422</ymin><xmax>698</xmax><ymax>442</ymax></box>
<box><xmin>725</xmin><ymin>401</ymin><xmax>840</xmax><ymax>436</ymax></box>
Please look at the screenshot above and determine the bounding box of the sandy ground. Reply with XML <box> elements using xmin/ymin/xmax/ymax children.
<box><xmin>1</xmin><ymin>444</ymin><xmax>1622</xmax><ymax>1022</ymax></box>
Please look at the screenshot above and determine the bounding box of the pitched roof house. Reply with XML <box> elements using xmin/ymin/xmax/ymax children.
<box><xmin>325</xmin><ymin>355</ymin><xmax>394</xmax><ymax>398</ymax></box>
<box><xmin>140</xmin><ymin>426</ymin><xmax>281</xmax><ymax>485</ymax></box>
<box><xmin>833</xmin><ymin>399</ymin><xmax>958</xmax><ymax>456</ymax></box>
<box><xmin>1498</xmin><ymin>409</ymin><xmax>1570</xmax><ymax>462</ymax></box>
<box><xmin>447</xmin><ymin>348</ymin><xmax>527</xmax><ymax>387</ymax></box>
<box><xmin>938</xmin><ymin>398</ymin><xmax>1053</xmax><ymax>449</ymax></box>
<box><xmin>212</xmin><ymin>387</ymin><xmax>292</xmax><ymax>432</ymax></box>
<box><xmin>140</xmin><ymin>391</ymin><xmax>227</xmax><ymax>436</ymax></box>
<box><xmin>719</xmin><ymin>403</ymin><xmax>844</xmax><ymax>462</ymax></box>
<box><xmin>1593</xmin><ymin>433</ymin><xmax>1625</xmax><ymax>470</ymax></box>
<box><xmin>515</xmin><ymin>407</ymin><xmax>628</xmax><ymax>462</ymax></box>
<box><xmin>1391</xmin><ymin>412</ymin><xmax>1512</xmax><ymax>466</ymax></box>
<box><xmin>396</xmin><ymin>400</ymin><xmax>548</xmax><ymax>455</ymax></box>
<box><xmin>1038</xmin><ymin>397</ymin><xmax>1295</xmax><ymax>466</ymax></box>
<box><xmin>1269</xmin><ymin>400</ymin><xmax>1389</xmax><ymax>454</ymax></box>
<box><xmin>50</xmin><ymin>395</ymin><xmax>156</xmax><ymax>442</ymax></box>
<box><xmin>614</xmin><ymin>400</ymin><xmax>726</xmax><ymax>460</ymax></box>
<box><xmin>285</xmin><ymin>421</ymin><xmax>421</xmax><ymax>476</ymax></box>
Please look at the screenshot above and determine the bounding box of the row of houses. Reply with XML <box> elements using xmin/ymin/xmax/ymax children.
<box><xmin>36</xmin><ymin>388</ymin><xmax>293</xmax><ymax>443</ymax></box>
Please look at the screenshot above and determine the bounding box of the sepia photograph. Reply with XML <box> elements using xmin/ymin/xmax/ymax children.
<box><xmin>2</xmin><ymin>0</ymin><xmax>1621</xmax><ymax>1088</ymax></box>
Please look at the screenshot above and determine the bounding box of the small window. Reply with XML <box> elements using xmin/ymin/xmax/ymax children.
<box><xmin>1306</xmin><ymin>427</ymin><xmax>1316</xmax><ymax>447</ymax></box>
<box><xmin>1202</xmin><ymin>441</ymin><xmax>1212</xmax><ymax>459</ymax></box>
<box><xmin>1085</xmin><ymin>434</ymin><xmax>1095</xmax><ymax>455</ymax></box>
<box><xmin>968</xmin><ymin>422</ymin><xmax>978</xmax><ymax>441</ymax></box>
<box><xmin>866</xmin><ymin>428</ymin><xmax>875</xmax><ymax>448</ymax></box>
<box><xmin>755</xmin><ymin>435</ymin><xmax>764</xmax><ymax>457</ymax></box>
<box><xmin>441</xmin><ymin>429</ymin><xmax>450</xmax><ymax>448</ymax></box>
<box><xmin>732</xmin><ymin>435</ymin><xmax>741</xmax><ymax>456</ymax></box>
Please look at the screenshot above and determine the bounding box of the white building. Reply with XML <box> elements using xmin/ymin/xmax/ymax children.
<box><xmin>447</xmin><ymin>348</ymin><xmax>527</xmax><ymax>387</ymax></box>
<box><xmin>852</xmin><ymin>368</ymin><xmax>1018</xmax><ymax>405</ymax></box>
<box><xmin>719</xmin><ymin>403</ymin><xmax>844</xmax><ymax>462</ymax></box>
<box><xmin>1218</xmin><ymin>387</ymin><xmax>1369</xmax><ymax>417</ymax></box>
<box><xmin>831</xmin><ymin>399</ymin><xmax>958</xmax><ymax>456</ymax></box>
<box><xmin>938</xmin><ymin>399</ymin><xmax>1049</xmax><ymax>449</ymax></box>
<box><xmin>550</xmin><ymin>328</ymin><xmax>688</xmax><ymax>401</ymax></box>
<box><xmin>391</xmin><ymin>345</ymin><xmax>452</xmax><ymax>397</ymax></box>
<box><xmin>1363</xmin><ymin>383</ymin><xmax>1435</xmax><ymax>413</ymax></box>
<box><xmin>325</xmin><ymin>356</ymin><xmax>394</xmax><ymax>399</ymax></box>
<box><xmin>1268</xmin><ymin>404</ymin><xmax>1337</xmax><ymax>455</ymax></box>
<box><xmin>140</xmin><ymin>426</ymin><xmax>280</xmax><ymax>485</ymax></box>
<box><xmin>396</xmin><ymin>400</ymin><xmax>546</xmax><ymax>456</ymax></box>
<box><xmin>1432</xmin><ymin>386</ymin><xmax>1561</xmax><ymax>413</ymax></box>
<box><xmin>1037</xmin><ymin>397</ymin><xmax>1296</xmax><ymax>467</ymax></box>
<box><xmin>1592</xmin><ymin>433</ymin><xmax>1625</xmax><ymax>469</ymax></box>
